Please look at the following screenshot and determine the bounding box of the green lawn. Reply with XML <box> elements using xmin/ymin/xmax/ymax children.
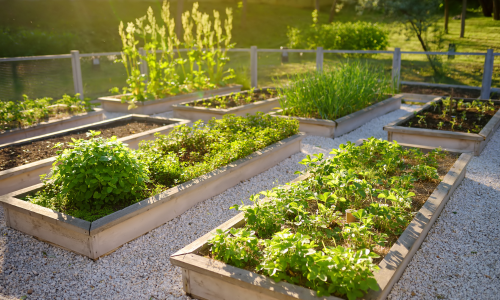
<box><xmin>0</xmin><ymin>0</ymin><xmax>498</xmax><ymax>100</ymax></box>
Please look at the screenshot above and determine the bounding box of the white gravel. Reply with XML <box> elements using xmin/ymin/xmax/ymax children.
<box><xmin>3</xmin><ymin>103</ymin><xmax>497</xmax><ymax>300</ymax></box>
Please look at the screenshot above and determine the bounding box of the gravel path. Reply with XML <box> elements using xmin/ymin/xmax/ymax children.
<box><xmin>2</xmin><ymin>103</ymin><xmax>497</xmax><ymax>300</ymax></box>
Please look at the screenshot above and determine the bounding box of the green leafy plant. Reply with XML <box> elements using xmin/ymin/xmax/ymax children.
<box><xmin>211</xmin><ymin>138</ymin><xmax>447</xmax><ymax>299</ymax></box>
<box><xmin>0</xmin><ymin>94</ymin><xmax>95</xmax><ymax>131</ymax></box>
<box><xmin>209</xmin><ymin>228</ymin><xmax>261</xmax><ymax>268</ymax></box>
<box><xmin>41</xmin><ymin>131</ymin><xmax>149</xmax><ymax>211</ymax></box>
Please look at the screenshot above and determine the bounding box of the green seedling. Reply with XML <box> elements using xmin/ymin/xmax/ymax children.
<box><xmin>437</xmin><ymin>121</ymin><xmax>444</xmax><ymax>130</ymax></box>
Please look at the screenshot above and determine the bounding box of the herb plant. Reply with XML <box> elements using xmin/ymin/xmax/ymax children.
<box><xmin>275</xmin><ymin>62</ymin><xmax>393</xmax><ymax>120</ymax></box>
<box><xmin>209</xmin><ymin>138</ymin><xmax>449</xmax><ymax>299</ymax></box>
<box><xmin>25</xmin><ymin>114</ymin><xmax>299</xmax><ymax>221</ymax></box>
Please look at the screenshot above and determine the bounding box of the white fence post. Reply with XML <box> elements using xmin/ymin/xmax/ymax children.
<box><xmin>392</xmin><ymin>48</ymin><xmax>401</xmax><ymax>92</ymax></box>
<box><xmin>316</xmin><ymin>47</ymin><xmax>324</xmax><ymax>73</ymax></box>
<box><xmin>480</xmin><ymin>49</ymin><xmax>494</xmax><ymax>99</ymax></box>
<box><xmin>250</xmin><ymin>46</ymin><xmax>258</xmax><ymax>88</ymax></box>
<box><xmin>139</xmin><ymin>47</ymin><xmax>148</xmax><ymax>79</ymax></box>
<box><xmin>70</xmin><ymin>50</ymin><xmax>84</xmax><ymax>100</ymax></box>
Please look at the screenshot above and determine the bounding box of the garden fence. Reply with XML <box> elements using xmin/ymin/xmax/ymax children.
<box><xmin>0</xmin><ymin>47</ymin><xmax>498</xmax><ymax>101</ymax></box>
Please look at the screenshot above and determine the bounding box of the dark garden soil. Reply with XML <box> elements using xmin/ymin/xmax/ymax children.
<box><xmin>188</xmin><ymin>90</ymin><xmax>276</xmax><ymax>109</ymax></box>
<box><xmin>401</xmin><ymin>85</ymin><xmax>500</xmax><ymax>99</ymax></box>
<box><xmin>402</xmin><ymin>101</ymin><xmax>500</xmax><ymax>133</ymax></box>
<box><xmin>0</xmin><ymin>121</ymin><xmax>161</xmax><ymax>171</ymax></box>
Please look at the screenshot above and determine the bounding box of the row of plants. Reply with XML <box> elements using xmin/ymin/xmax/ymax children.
<box><xmin>111</xmin><ymin>0</ymin><xmax>235</xmax><ymax>106</ymax></box>
<box><xmin>187</xmin><ymin>88</ymin><xmax>277</xmax><ymax>109</ymax></box>
<box><xmin>287</xmin><ymin>10</ymin><xmax>389</xmax><ymax>51</ymax></box>
<box><xmin>207</xmin><ymin>138</ymin><xmax>450</xmax><ymax>300</ymax></box>
<box><xmin>0</xmin><ymin>94</ymin><xmax>96</xmax><ymax>131</ymax></box>
<box><xmin>275</xmin><ymin>61</ymin><xmax>394</xmax><ymax>120</ymax></box>
<box><xmin>405</xmin><ymin>98</ymin><xmax>499</xmax><ymax>133</ymax></box>
<box><xmin>24</xmin><ymin>113</ymin><xmax>299</xmax><ymax>222</ymax></box>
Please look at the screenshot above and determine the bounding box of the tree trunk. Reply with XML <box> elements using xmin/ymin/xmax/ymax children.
<box><xmin>460</xmin><ymin>0</ymin><xmax>467</xmax><ymax>38</ymax></box>
<box><xmin>176</xmin><ymin>0</ymin><xmax>184</xmax><ymax>39</ymax></box>
<box><xmin>444</xmin><ymin>0</ymin><xmax>449</xmax><ymax>33</ymax></box>
<box><xmin>315</xmin><ymin>0</ymin><xmax>320</xmax><ymax>12</ymax></box>
<box><xmin>479</xmin><ymin>0</ymin><xmax>493</xmax><ymax>17</ymax></box>
<box><xmin>493</xmin><ymin>0</ymin><xmax>500</xmax><ymax>20</ymax></box>
<box><xmin>240</xmin><ymin>0</ymin><xmax>247</xmax><ymax>27</ymax></box>
<box><xmin>329</xmin><ymin>0</ymin><xmax>338</xmax><ymax>23</ymax></box>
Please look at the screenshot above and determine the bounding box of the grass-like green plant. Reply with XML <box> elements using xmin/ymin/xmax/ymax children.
<box><xmin>275</xmin><ymin>62</ymin><xmax>393</xmax><ymax>120</ymax></box>
<box><xmin>209</xmin><ymin>138</ymin><xmax>447</xmax><ymax>299</ymax></box>
<box><xmin>25</xmin><ymin>113</ymin><xmax>299</xmax><ymax>221</ymax></box>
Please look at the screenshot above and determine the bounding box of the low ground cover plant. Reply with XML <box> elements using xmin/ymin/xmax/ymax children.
<box><xmin>0</xmin><ymin>94</ymin><xmax>96</xmax><ymax>131</ymax></box>
<box><xmin>404</xmin><ymin>98</ymin><xmax>500</xmax><ymax>133</ymax></box>
<box><xmin>25</xmin><ymin>113</ymin><xmax>299</xmax><ymax>221</ymax></box>
<box><xmin>287</xmin><ymin>10</ymin><xmax>388</xmax><ymax>51</ymax></box>
<box><xmin>207</xmin><ymin>138</ymin><xmax>455</xmax><ymax>300</ymax></box>
<box><xmin>111</xmin><ymin>0</ymin><xmax>235</xmax><ymax>107</ymax></box>
<box><xmin>275</xmin><ymin>62</ymin><xmax>393</xmax><ymax>120</ymax></box>
<box><xmin>187</xmin><ymin>88</ymin><xmax>277</xmax><ymax>109</ymax></box>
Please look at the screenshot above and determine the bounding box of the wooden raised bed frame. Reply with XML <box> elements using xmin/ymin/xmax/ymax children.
<box><xmin>384</xmin><ymin>98</ymin><xmax>500</xmax><ymax>156</ymax></box>
<box><xmin>170</xmin><ymin>143</ymin><xmax>472</xmax><ymax>300</ymax></box>
<box><xmin>269</xmin><ymin>95</ymin><xmax>402</xmax><ymax>138</ymax></box>
<box><xmin>0</xmin><ymin>133</ymin><xmax>304</xmax><ymax>260</ymax></box>
<box><xmin>0</xmin><ymin>115</ymin><xmax>190</xmax><ymax>196</ymax></box>
<box><xmin>98</xmin><ymin>85</ymin><xmax>242</xmax><ymax>114</ymax></box>
<box><xmin>172</xmin><ymin>88</ymin><xmax>280</xmax><ymax>122</ymax></box>
<box><xmin>0</xmin><ymin>107</ymin><xmax>104</xmax><ymax>145</ymax></box>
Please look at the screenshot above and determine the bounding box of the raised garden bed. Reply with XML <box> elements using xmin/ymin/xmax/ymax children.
<box><xmin>270</xmin><ymin>95</ymin><xmax>402</xmax><ymax>138</ymax></box>
<box><xmin>172</xmin><ymin>88</ymin><xmax>279</xmax><ymax>122</ymax></box>
<box><xmin>171</xmin><ymin>139</ymin><xmax>472</xmax><ymax>300</ymax></box>
<box><xmin>0</xmin><ymin>132</ymin><xmax>304</xmax><ymax>260</ymax></box>
<box><xmin>98</xmin><ymin>85</ymin><xmax>243</xmax><ymax>114</ymax></box>
<box><xmin>0</xmin><ymin>107</ymin><xmax>104</xmax><ymax>145</ymax></box>
<box><xmin>0</xmin><ymin>115</ymin><xmax>189</xmax><ymax>195</ymax></box>
<box><xmin>384</xmin><ymin>98</ymin><xmax>500</xmax><ymax>155</ymax></box>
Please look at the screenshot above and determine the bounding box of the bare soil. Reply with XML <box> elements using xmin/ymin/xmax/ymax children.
<box><xmin>402</xmin><ymin>101</ymin><xmax>500</xmax><ymax>132</ymax></box>
<box><xmin>188</xmin><ymin>90</ymin><xmax>276</xmax><ymax>109</ymax></box>
<box><xmin>0</xmin><ymin>120</ymin><xmax>161</xmax><ymax>171</ymax></box>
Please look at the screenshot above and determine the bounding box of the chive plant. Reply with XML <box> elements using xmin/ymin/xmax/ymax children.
<box><xmin>275</xmin><ymin>62</ymin><xmax>393</xmax><ymax>120</ymax></box>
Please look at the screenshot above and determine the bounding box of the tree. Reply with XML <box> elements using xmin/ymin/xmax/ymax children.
<box><xmin>479</xmin><ymin>0</ymin><xmax>493</xmax><ymax>16</ymax></box>
<box><xmin>444</xmin><ymin>0</ymin><xmax>449</xmax><ymax>33</ymax></box>
<box><xmin>494</xmin><ymin>0</ymin><xmax>500</xmax><ymax>20</ymax></box>
<box><xmin>375</xmin><ymin>0</ymin><xmax>443</xmax><ymax>74</ymax></box>
<box><xmin>460</xmin><ymin>0</ymin><xmax>466</xmax><ymax>38</ymax></box>
<box><xmin>329</xmin><ymin>0</ymin><xmax>338</xmax><ymax>22</ymax></box>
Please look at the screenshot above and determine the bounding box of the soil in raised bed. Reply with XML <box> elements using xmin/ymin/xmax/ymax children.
<box><xmin>188</xmin><ymin>89</ymin><xmax>277</xmax><ymax>109</ymax></box>
<box><xmin>401</xmin><ymin>85</ymin><xmax>500</xmax><ymax>99</ymax></box>
<box><xmin>402</xmin><ymin>100</ymin><xmax>500</xmax><ymax>133</ymax></box>
<box><xmin>0</xmin><ymin>120</ymin><xmax>162</xmax><ymax>171</ymax></box>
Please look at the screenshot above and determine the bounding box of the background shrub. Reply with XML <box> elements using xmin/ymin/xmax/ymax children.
<box><xmin>287</xmin><ymin>12</ymin><xmax>388</xmax><ymax>51</ymax></box>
